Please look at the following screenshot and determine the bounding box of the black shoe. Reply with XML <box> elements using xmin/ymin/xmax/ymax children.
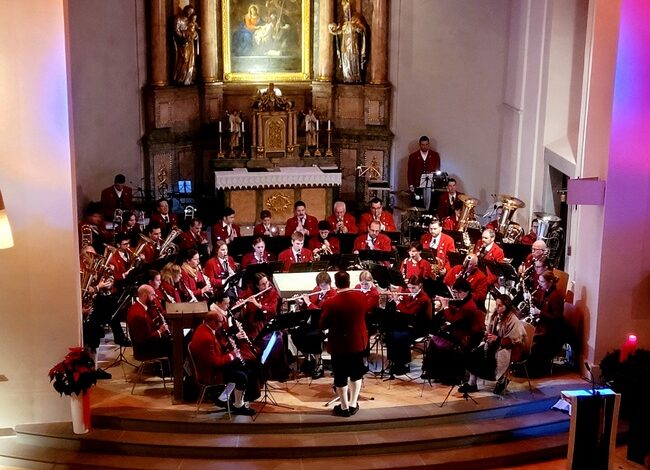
<box><xmin>232</xmin><ymin>404</ymin><xmax>256</xmax><ymax>416</ymax></box>
<box><xmin>390</xmin><ymin>364</ymin><xmax>409</xmax><ymax>376</ymax></box>
<box><xmin>311</xmin><ymin>365</ymin><xmax>324</xmax><ymax>380</ymax></box>
<box><xmin>493</xmin><ymin>377</ymin><xmax>510</xmax><ymax>395</ymax></box>
<box><xmin>214</xmin><ymin>397</ymin><xmax>230</xmax><ymax>409</ymax></box>
<box><xmin>458</xmin><ymin>383</ymin><xmax>478</xmax><ymax>394</ymax></box>
<box><xmin>349</xmin><ymin>405</ymin><xmax>359</xmax><ymax>416</ymax></box>
<box><xmin>300</xmin><ymin>358</ymin><xmax>316</xmax><ymax>374</ymax></box>
<box><xmin>333</xmin><ymin>404</ymin><xmax>350</xmax><ymax>417</ymax></box>
<box><xmin>96</xmin><ymin>368</ymin><xmax>112</xmax><ymax>380</ymax></box>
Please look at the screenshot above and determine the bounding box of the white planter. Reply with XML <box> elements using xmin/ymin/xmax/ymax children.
<box><xmin>70</xmin><ymin>392</ymin><xmax>90</xmax><ymax>434</ymax></box>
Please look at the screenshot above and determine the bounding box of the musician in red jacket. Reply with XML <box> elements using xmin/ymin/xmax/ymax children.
<box><xmin>178</xmin><ymin>218</ymin><xmax>210</xmax><ymax>259</ymax></box>
<box><xmin>407</xmin><ymin>136</ymin><xmax>441</xmax><ymax>192</ymax></box>
<box><xmin>474</xmin><ymin>229</ymin><xmax>505</xmax><ymax>285</ymax></box>
<box><xmin>126</xmin><ymin>285</ymin><xmax>172</xmax><ymax>362</ymax></box>
<box><xmin>444</xmin><ymin>254</ymin><xmax>488</xmax><ymax>309</ymax></box>
<box><xmin>326</xmin><ymin>201</ymin><xmax>358</xmax><ymax>234</ymax></box>
<box><xmin>179</xmin><ymin>249</ymin><xmax>213</xmax><ymax>302</ymax></box>
<box><xmin>278</xmin><ymin>232</ymin><xmax>313</xmax><ymax>272</ymax></box>
<box><xmin>160</xmin><ymin>262</ymin><xmax>182</xmax><ymax>304</ymax></box>
<box><xmin>354</xmin><ymin>270</ymin><xmax>380</xmax><ymax>316</ymax></box>
<box><xmin>308</xmin><ymin>221</ymin><xmax>341</xmax><ymax>256</ymax></box>
<box><xmin>189</xmin><ymin>310</ymin><xmax>256</xmax><ymax>415</ymax></box>
<box><xmin>420</xmin><ymin>219</ymin><xmax>456</xmax><ymax>269</ymax></box>
<box><xmin>100</xmin><ymin>174</ymin><xmax>133</xmax><ymax>221</ymax></box>
<box><xmin>320</xmin><ymin>271</ymin><xmax>369</xmax><ymax>417</ymax></box>
<box><xmin>211</xmin><ymin>207</ymin><xmax>241</xmax><ymax>247</ymax></box>
<box><xmin>358</xmin><ymin>197</ymin><xmax>397</xmax><ymax>233</ymax></box>
<box><xmin>284</xmin><ymin>200</ymin><xmax>319</xmax><ymax>237</ymax></box>
<box><xmin>149</xmin><ymin>199</ymin><xmax>178</xmax><ymax>237</ymax></box>
<box><xmin>109</xmin><ymin>233</ymin><xmax>135</xmax><ymax>284</ymax></box>
<box><xmin>253</xmin><ymin>210</ymin><xmax>280</xmax><ymax>237</ymax></box>
<box><xmin>353</xmin><ymin>220</ymin><xmax>392</xmax><ymax>253</ymax></box>
<box><xmin>140</xmin><ymin>223</ymin><xmax>163</xmax><ymax>264</ymax></box>
<box><xmin>399</xmin><ymin>243</ymin><xmax>432</xmax><ymax>281</ymax></box>
<box><xmin>436</xmin><ymin>178</ymin><xmax>463</xmax><ymax>219</ymax></box>
<box><xmin>204</xmin><ymin>240</ymin><xmax>238</xmax><ymax>289</ymax></box>
<box><xmin>241</xmin><ymin>237</ymin><xmax>274</xmax><ymax>268</ymax></box>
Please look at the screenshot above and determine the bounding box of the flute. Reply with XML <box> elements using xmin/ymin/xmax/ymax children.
<box><xmin>230</xmin><ymin>286</ymin><xmax>272</xmax><ymax>311</ymax></box>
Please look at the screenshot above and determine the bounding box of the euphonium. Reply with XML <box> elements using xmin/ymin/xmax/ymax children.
<box><xmin>159</xmin><ymin>226</ymin><xmax>181</xmax><ymax>258</ymax></box>
<box><xmin>80</xmin><ymin>252</ymin><xmax>105</xmax><ymax>307</ymax></box>
<box><xmin>127</xmin><ymin>236</ymin><xmax>151</xmax><ymax>270</ymax></box>
<box><xmin>456</xmin><ymin>195</ymin><xmax>480</xmax><ymax>232</ymax></box>
<box><xmin>81</xmin><ymin>224</ymin><xmax>94</xmax><ymax>248</ymax></box>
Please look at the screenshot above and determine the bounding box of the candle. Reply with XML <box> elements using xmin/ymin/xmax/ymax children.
<box><xmin>620</xmin><ymin>334</ymin><xmax>638</xmax><ymax>362</ymax></box>
<box><xmin>316</xmin><ymin>120</ymin><xmax>319</xmax><ymax>131</ymax></box>
<box><xmin>241</xmin><ymin>121</ymin><xmax>245</xmax><ymax>132</ymax></box>
<box><xmin>219</xmin><ymin>121</ymin><xmax>222</xmax><ymax>133</ymax></box>
<box><xmin>328</xmin><ymin>120</ymin><xmax>331</xmax><ymax>130</ymax></box>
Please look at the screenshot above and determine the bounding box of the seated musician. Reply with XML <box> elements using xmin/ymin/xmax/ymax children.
<box><xmin>358</xmin><ymin>197</ymin><xmax>397</xmax><ymax>233</ymax></box>
<box><xmin>235</xmin><ymin>273</ymin><xmax>290</xmax><ymax>381</ymax></box>
<box><xmin>253</xmin><ymin>210</ymin><xmax>280</xmax><ymax>238</ymax></box>
<box><xmin>355</xmin><ymin>270</ymin><xmax>380</xmax><ymax>316</ymax></box>
<box><xmin>211</xmin><ymin>207</ymin><xmax>241</xmax><ymax>247</ymax></box>
<box><xmin>353</xmin><ymin>220</ymin><xmax>392</xmax><ymax>253</ymax></box>
<box><xmin>326</xmin><ymin>201</ymin><xmax>358</xmax><ymax>234</ymax></box>
<box><xmin>109</xmin><ymin>233</ymin><xmax>136</xmax><ymax>285</ymax></box>
<box><xmin>149</xmin><ymin>198</ymin><xmax>178</xmax><ymax>237</ymax></box>
<box><xmin>179</xmin><ymin>249</ymin><xmax>214</xmax><ymax>302</ymax></box>
<box><xmin>442</xmin><ymin>199</ymin><xmax>464</xmax><ymax>231</ymax></box>
<box><xmin>190</xmin><ymin>309</ymin><xmax>257</xmax><ymax>415</ymax></box>
<box><xmin>437</xmin><ymin>178</ymin><xmax>463</xmax><ymax>219</ymax></box>
<box><xmin>444</xmin><ymin>254</ymin><xmax>488</xmax><ymax>309</ymax></box>
<box><xmin>400</xmin><ymin>242</ymin><xmax>432</xmax><ymax>280</ymax></box>
<box><xmin>385</xmin><ymin>275</ymin><xmax>432</xmax><ymax>376</ymax></box>
<box><xmin>420</xmin><ymin>219</ymin><xmax>456</xmax><ymax>272</ymax></box>
<box><xmin>178</xmin><ymin>218</ymin><xmax>210</xmax><ymax>259</ymax></box>
<box><xmin>459</xmin><ymin>295</ymin><xmax>527</xmax><ymax>395</ymax></box>
<box><xmin>284</xmin><ymin>200</ymin><xmax>319</xmax><ymax>237</ymax></box>
<box><xmin>140</xmin><ymin>223</ymin><xmax>163</xmax><ymax>264</ymax></box>
<box><xmin>145</xmin><ymin>269</ymin><xmax>166</xmax><ymax>309</ymax></box>
<box><xmin>160</xmin><ymin>262</ymin><xmax>182</xmax><ymax>304</ymax></box>
<box><xmin>126</xmin><ymin>285</ymin><xmax>172</xmax><ymax>364</ymax></box>
<box><xmin>518</xmin><ymin>240</ymin><xmax>547</xmax><ymax>274</ymax></box>
<box><xmin>292</xmin><ymin>271</ymin><xmax>336</xmax><ymax>379</ymax></box>
<box><xmin>204</xmin><ymin>240</ymin><xmax>239</xmax><ymax>291</ymax></box>
<box><xmin>241</xmin><ymin>236</ymin><xmax>274</xmax><ymax>268</ymax></box>
<box><xmin>308</xmin><ymin>220</ymin><xmax>341</xmax><ymax>257</ymax></box>
<box><xmin>78</xmin><ymin>201</ymin><xmax>111</xmax><ymax>253</ymax></box>
<box><xmin>526</xmin><ymin>270</ymin><xmax>565</xmax><ymax>377</ymax></box>
<box><xmin>484</xmin><ymin>204</ymin><xmax>503</xmax><ymax>232</ymax></box>
<box><xmin>114</xmin><ymin>210</ymin><xmax>142</xmax><ymax>245</ymax></box>
<box><xmin>278</xmin><ymin>232</ymin><xmax>313</xmax><ymax>272</ymax></box>
<box><xmin>474</xmin><ymin>228</ymin><xmax>505</xmax><ymax>285</ymax></box>
<box><xmin>422</xmin><ymin>278</ymin><xmax>485</xmax><ymax>384</ymax></box>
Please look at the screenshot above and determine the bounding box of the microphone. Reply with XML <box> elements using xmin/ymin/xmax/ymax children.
<box><xmin>585</xmin><ymin>362</ymin><xmax>598</xmax><ymax>396</ymax></box>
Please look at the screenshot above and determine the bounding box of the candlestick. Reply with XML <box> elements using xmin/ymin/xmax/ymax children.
<box><xmin>219</xmin><ymin>121</ymin><xmax>222</xmax><ymax>133</ymax></box>
<box><xmin>316</xmin><ymin>120</ymin><xmax>319</xmax><ymax>131</ymax></box>
<box><xmin>241</xmin><ymin>121</ymin><xmax>245</xmax><ymax>132</ymax></box>
<box><xmin>620</xmin><ymin>334</ymin><xmax>638</xmax><ymax>362</ymax></box>
<box><xmin>328</xmin><ymin>120</ymin><xmax>331</xmax><ymax>130</ymax></box>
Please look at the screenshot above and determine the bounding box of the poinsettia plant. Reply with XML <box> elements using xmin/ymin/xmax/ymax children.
<box><xmin>48</xmin><ymin>347</ymin><xmax>97</xmax><ymax>396</ymax></box>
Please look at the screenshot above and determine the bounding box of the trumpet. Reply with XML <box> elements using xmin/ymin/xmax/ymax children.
<box><xmin>231</xmin><ymin>286</ymin><xmax>273</xmax><ymax>311</ymax></box>
<box><xmin>312</xmin><ymin>240</ymin><xmax>333</xmax><ymax>261</ymax></box>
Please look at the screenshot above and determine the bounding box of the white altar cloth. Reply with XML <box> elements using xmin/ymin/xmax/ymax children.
<box><xmin>215</xmin><ymin>167</ymin><xmax>342</xmax><ymax>190</ymax></box>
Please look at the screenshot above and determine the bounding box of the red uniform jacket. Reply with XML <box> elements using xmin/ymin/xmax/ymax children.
<box><xmin>180</xmin><ymin>269</ymin><xmax>210</xmax><ymax>301</ymax></box>
<box><xmin>100</xmin><ymin>185</ymin><xmax>133</xmax><ymax>220</ymax></box>
<box><xmin>437</xmin><ymin>192</ymin><xmax>463</xmax><ymax>219</ymax></box>
<box><xmin>326</xmin><ymin>213</ymin><xmax>358</xmax><ymax>234</ymax></box>
<box><xmin>241</xmin><ymin>251</ymin><xmax>274</xmax><ymax>268</ymax></box>
<box><xmin>160</xmin><ymin>280</ymin><xmax>181</xmax><ymax>304</ymax></box>
<box><xmin>109</xmin><ymin>251</ymin><xmax>131</xmax><ymax>282</ymax></box>
<box><xmin>354</xmin><ymin>284</ymin><xmax>380</xmax><ymax>314</ymax></box>
<box><xmin>284</xmin><ymin>215</ymin><xmax>319</xmax><ymax>236</ymax></box>
<box><xmin>203</xmin><ymin>256</ymin><xmax>237</xmax><ymax>288</ymax></box>
<box><xmin>140</xmin><ymin>241</ymin><xmax>161</xmax><ymax>264</ymax></box>
<box><xmin>303</xmin><ymin>286</ymin><xmax>337</xmax><ymax>309</ymax></box>
<box><xmin>407</xmin><ymin>149</ymin><xmax>441</xmax><ymax>188</ymax></box>
<box><xmin>278</xmin><ymin>247</ymin><xmax>313</xmax><ymax>272</ymax></box>
<box><xmin>253</xmin><ymin>223</ymin><xmax>279</xmax><ymax>237</ymax></box>
<box><xmin>189</xmin><ymin>323</ymin><xmax>235</xmax><ymax>385</ymax></box>
<box><xmin>442</xmin><ymin>296</ymin><xmax>485</xmax><ymax>349</ymax></box>
<box><xmin>358</xmin><ymin>212</ymin><xmax>397</xmax><ymax>233</ymax></box>
<box><xmin>239</xmin><ymin>286</ymin><xmax>280</xmax><ymax>341</ymax></box>
<box><xmin>320</xmin><ymin>290</ymin><xmax>369</xmax><ymax>355</ymax></box>
<box><xmin>532</xmin><ymin>285</ymin><xmax>565</xmax><ymax>337</ymax></box>
<box><xmin>442</xmin><ymin>216</ymin><xmax>457</xmax><ymax>231</ymax></box>
<box><xmin>211</xmin><ymin>222</ymin><xmax>241</xmax><ymax>246</ymax></box>
<box><xmin>178</xmin><ymin>230</ymin><xmax>209</xmax><ymax>254</ymax></box>
<box><xmin>397</xmin><ymin>288</ymin><xmax>433</xmax><ymax>335</ymax></box>
<box><xmin>474</xmin><ymin>242</ymin><xmax>506</xmax><ymax>285</ymax></box>
<box><xmin>127</xmin><ymin>300</ymin><xmax>169</xmax><ymax>360</ymax></box>
<box><xmin>444</xmin><ymin>266</ymin><xmax>488</xmax><ymax>307</ymax></box>
<box><xmin>420</xmin><ymin>232</ymin><xmax>456</xmax><ymax>267</ymax></box>
<box><xmin>307</xmin><ymin>235</ymin><xmax>341</xmax><ymax>254</ymax></box>
<box><xmin>400</xmin><ymin>258</ymin><xmax>432</xmax><ymax>280</ymax></box>
<box><xmin>353</xmin><ymin>233</ymin><xmax>392</xmax><ymax>252</ymax></box>
<box><xmin>150</xmin><ymin>212</ymin><xmax>178</xmax><ymax>236</ymax></box>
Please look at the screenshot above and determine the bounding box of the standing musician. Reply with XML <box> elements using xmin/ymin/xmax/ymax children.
<box><xmin>320</xmin><ymin>271</ymin><xmax>368</xmax><ymax>417</ymax></box>
<box><xmin>527</xmin><ymin>270</ymin><xmax>565</xmax><ymax>377</ymax></box>
<box><xmin>100</xmin><ymin>174</ymin><xmax>133</xmax><ymax>221</ymax></box>
<box><xmin>385</xmin><ymin>275</ymin><xmax>432</xmax><ymax>376</ymax></box>
<box><xmin>459</xmin><ymin>295</ymin><xmax>527</xmax><ymax>395</ymax></box>
<box><xmin>284</xmin><ymin>200</ymin><xmax>319</xmax><ymax>237</ymax></box>
<box><xmin>353</xmin><ymin>220</ymin><xmax>392</xmax><ymax>253</ymax></box>
<box><xmin>407</xmin><ymin>135</ymin><xmax>441</xmax><ymax>194</ymax></box>
<box><xmin>399</xmin><ymin>243</ymin><xmax>432</xmax><ymax>281</ymax></box>
<box><xmin>444</xmin><ymin>254</ymin><xmax>488</xmax><ymax>309</ymax></box>
<box><xmin>189</xmin><ymin>309</ymin><xmax>257</xmax><ymax>416</ymax></box>
<box><xmin>308</xmin><ymin>220</ymin><xmax>341</xmax><ymax>257</ymax></box>
<box><xmin>160</xmin><ymin>262</ymin><xmax>182</xmax><ymax>304</ymax></box>
<box><xmin>358</xmin><ymin>197</ymin><xmax>397</xmax><ymax>233</ymax></box>
<box><xmin>178</xmin><ymin>218</ymin><xmax>210</xmax><ymax>259</ymax></box>
<box><xmin>437</xmin><ymin>178</ymin><xmax>463</xmax><ymax>219</ymax></box>
<box><xmin>420</xmin><ymin>219</ymin><xmax>456</xmax><ymax>270</ymax></box>
<box><xmin>212</xmin><ymin>207</ymin><xmax>241</xmax><ymax>246</ymax></box>
<box><xmin>278</xmin><ymin>232</ymin><xmax>313</xmax><ymax>272</ymax></box>
<box><xmin>150</xmin><ymin>198</ymin><xmax>178</xmax><ymax>237</ymax></box>
<box><xmin>126</xmin><ymin>285</ymin><xmax>173</xmax><ymax>363</ymax></box>
<box><xmin>241</xmin><ymin>237</ymin><xmax>274</xmax><ymax>268</ymax></box>
<box><xmin>204</xmin><ymin>240</ymin><xmax>239</xmax><ymax>290</ymax></box>
<box><xmin>326</xmin><ymin>201</ymin><xmax>358</xmax><ymax>234</ymax></box>
<box><xmin>422</xmin><ymin>279</ymin><xmax>485</xmax><ymax>384</ymax></box>
<box><xmin>253</xmin><ymin>210</ymin><xmax>280</xmax><ymax>237</ymax></box>
<box><xmin>179</xmin><ymin>249</ymin><xmax>213</xmax><ymax>302</ymax></box>
<box><xmin>474</xmin><ymin>228</ymin><xmax>505</xmax><ymax>285</ymax></box>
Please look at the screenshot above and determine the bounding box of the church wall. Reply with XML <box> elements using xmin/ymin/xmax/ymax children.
<box><xmin>0</xmin><ymin>0</ymin><xmax>82</xmax><ymax>427</ymax></box>
<box><xmin>67</xmin><ymin>0</ymin><xmax>146</xmax><ymax>211</ymax></box>
<box><xmin>388</xmin><ymin>0</ymin><xmax>511</xmax><ymax>214</ymax></box>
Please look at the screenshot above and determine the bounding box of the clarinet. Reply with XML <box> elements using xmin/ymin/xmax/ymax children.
<box><xmin>150</xmin><ymin>300</ymin><xmax>171</xmax><ymax>338</ymax></box>
<box><xmin>180</xmin><ymin>278</ymin><xmax>198</xmax><ymax>303</ymax></box>
<box><xmin>226</xmin><ymin>334</ymin><xmax>246</xmax><ymax>367</ymax></box>
<box><xmin>234</xmin><ymin>317</ymin><xmax>254</xmax><ymax>348</ymax></box>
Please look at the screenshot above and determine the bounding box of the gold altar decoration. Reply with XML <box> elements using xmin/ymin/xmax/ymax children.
<box><xmin>251</xmin><ymin>84</ymin><xmax>299</xmax><ymax>162</ymax></box>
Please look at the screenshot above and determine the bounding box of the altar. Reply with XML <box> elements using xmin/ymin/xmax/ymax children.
<box><xmin>215</xmin><ymin>167</ymin><xmax>342</xmax><ymax>226</ymax></box>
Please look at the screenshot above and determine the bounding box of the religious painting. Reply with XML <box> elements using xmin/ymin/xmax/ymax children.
<box><xmin>222</xmin><ymin>0</ymin><xmax>311</xmax><ymax>82</ymax></box>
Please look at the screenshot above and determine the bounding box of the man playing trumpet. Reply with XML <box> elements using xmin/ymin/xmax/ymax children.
<box><xmin>308</xmin><ymin>220</ymin><xmax>341</xmax><ymax>258</ymax></box>
<box><xmin>326</xmin><ymin>201</ymin><xmax>357</xmax><ymax>234</ymax></box>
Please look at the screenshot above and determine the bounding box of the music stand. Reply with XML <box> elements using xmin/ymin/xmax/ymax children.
<box><xmin>358</xmin><ymin>249</ymin><xmax>395</xmax><ymax>265</ymax></box>
<box><xmin>288</xmin><ymin>262</ymin><xmax>314</xmax><ymax>273</ymax></box>
<box><xmin>440</xmin><ymin>381</ymin><xmax>478</xmax><ymax>407</ymax></box>
<box><xmin>227</xmin><ymin>236</ymin><xmax>255</xmax><ymax>261</ymax></box>
<box><xmin>255</xmin><ymin>331</ymin><xmax>294</xmax><ymax>418</ymax></box>
<box><xmin>419</xmin><ymin>173</ymin><xmax>435</xmax><ymax>212</ymax></box>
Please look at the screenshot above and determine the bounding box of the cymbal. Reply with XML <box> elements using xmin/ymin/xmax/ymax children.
<box><xmin>498</xmin><ymin>194</ymin><xmax>526</xmax><ymax>209</ymax></box>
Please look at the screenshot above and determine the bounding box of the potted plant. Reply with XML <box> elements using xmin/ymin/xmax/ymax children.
<box><xmin>48</xmin><ymin>347</ymin><xmax>97</xmax><ymax>434</ymax></box>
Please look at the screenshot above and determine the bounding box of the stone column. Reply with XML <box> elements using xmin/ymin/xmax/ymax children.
<box><xmin>199</xmin><ymin>0</ymin><xmax>218</xmax><ymax>82</ymax></box>
<box><xmin>317</xmin><ymin>0</ymin><xmax>335</xmax><ymax>81</ymax></box>
<box><xmin>368</xmin><ymin>0</ymin><xmax>388</xmax><ymax>84</ymax></box>
<box><xmin>150</xmin><ymin>0</ymin><xmax>167</xmax><ymax>86</ymax></box>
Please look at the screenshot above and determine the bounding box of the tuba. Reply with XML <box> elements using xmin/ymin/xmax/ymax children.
<box><xmin>456</xmin><ymin>194</ymin><xmax>480</xmax><ymax>232</ymax></box>
<box><xmin>80</xmin><ymin>251</ymin><xmax>105</xmax><ymax>307</ymax></box>
<box><xmin>496</xmin><ymin>195</ymin><xmax>526</xmax><ymax>235</ymax></box>
<box><xmin>81</xmin><ymin>224</ymin><xmax>94</xmax><ymax>248</ymax></box>
<box><xmin>502</xmin><ymin>222</ymin><xmax>524</xmax><ymax>244</ymax></box>
<box><xmin>159</xmin><ymin>226</ymin><xmax>181</xmax><ymax>258</ymax></box>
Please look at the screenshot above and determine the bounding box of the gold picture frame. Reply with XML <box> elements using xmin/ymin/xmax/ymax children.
<box><xmin>222</xmin><ymin>0</ymin><xmax>311</xmax><ymax>82</ymax></box>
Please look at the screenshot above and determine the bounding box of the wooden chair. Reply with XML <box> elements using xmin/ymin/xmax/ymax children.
<box><xmin>187</xmin><ymin>342</ymin><xmax>231</xmax><ymax>418</ymax></box>
<box><xmin>130</xmin><ymin>355</ymin><xmax>171</xmax><ymax>395</ymax></box>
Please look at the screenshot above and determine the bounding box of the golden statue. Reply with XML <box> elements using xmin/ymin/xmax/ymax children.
<box><xmin>328</xmin><ymin>0</ymin><xmax>367</xmax><ymax>84</ymax></box>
